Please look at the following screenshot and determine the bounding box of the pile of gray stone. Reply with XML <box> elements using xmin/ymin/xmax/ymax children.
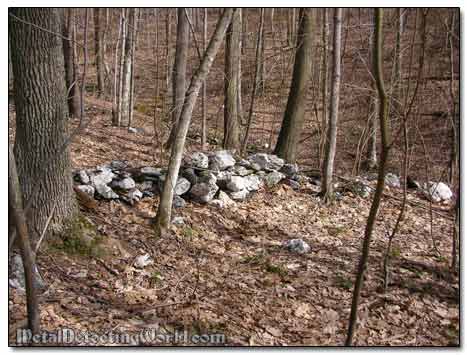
<box><xmin>72</xmin><ymin>150</ymin><xmax>310</xmax><ymax>209</ymax></box>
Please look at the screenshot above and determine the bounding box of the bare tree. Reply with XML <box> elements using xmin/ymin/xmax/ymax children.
<box><xmin>321</xmin><ymin>8</ymin><xmax>343</xmax><ymax>201</ymax></box>
<box><xmin>241</xmin><ymin>8</ymin><xmax>264</xmax><ymax>153</ymax></box>
<box><xmin>62</xmin><ymin>8</ymin><xmax>80</xmax><ymax>117</ymax></box>
<box><xmin>346</xmin><ymin>8</ymin><xmax>391</xmax><ymax>346</ymax></box>
<box><xmin>154</xmin><ymin>9</ymin><xmax>235</xmax><ymax>236</ymax></box>
<box><xmin>201</xmin><ymin>8</ymin><xmax>208</xmax><ymax>149</ymax></box>
<box><xmin>94</xmin><ymin>8</ymin><xmax>106</xmax><ymax>96</ymax></box>
<box><xmin>274</xmin><ymin>8</ymin><xmax>315</xmax><ymax>163</ymax></box>
<box><xmin>223</xmin><ymin>8</ymin><xmax>242</xmax><ymax>150</ymax></box>
<box><xmin>166</xmin><ymin>8</ymin><xmax>189</xmax><ymax>148</ymax></box>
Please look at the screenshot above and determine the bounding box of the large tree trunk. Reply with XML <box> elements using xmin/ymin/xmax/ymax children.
<box><xmin>166</xmin><ymin>8</ymin><xmax>189</xmax><ymax>148</ymax></box>
<box><xmin>321</xmin><ymin>8</ymin><xmax>342</xmax><ymax>201</ymax></box>
<box><xmin>345</xmin><ymin>8</ymin><xmax>391</xmax><ymax>345</ymax></box>
<box><xmin>223</xmin><ymin>8</ymin><xmax>242</xmax><ymax>150</ymax></box>
<box><xmin>10</xmin><ymin>8</ymin><xmax>78</xmax><ymax>241</ymax></box>
<box><xmin>155</xmin><ymin>9</ymin><xmax>235</xmax><ymax>236</ymax></box>
<box><xmin>94</xmin><ymin>8</ymin><xmax>106</xmax><ymax>97</ymax></box>
<box><xmin>274</xmin><ymin>8</ymin><xmax>315</xmax><ymax>163</ymax></box>
<box><xmin>62</xmin><ymin>8</ymin><xmax>80</xmax><ymax>118</ymax></box>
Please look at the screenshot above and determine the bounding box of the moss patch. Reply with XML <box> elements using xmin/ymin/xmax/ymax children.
<box><xmin>51</xmin><ymin>214</ymin><xmax>105</xmax><ymax>257</ymax></box>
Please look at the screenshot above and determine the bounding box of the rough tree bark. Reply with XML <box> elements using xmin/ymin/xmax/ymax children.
<box><xmin>94</xmin><ymin>8</ymin><xmax>106</xmax><ymax>96</ymax></box>
<box><xmin>10</xmin><ymin>8</ymin><xmax>78</xmax><ymax>241</ymax></box>
<box><xmin>241</xmin><ymin>8</ymin><xmax>264</xmax><ymax>153</ymax></box>
<box><xmin>166</xmin><ymin>8</ymin><xmax>189</xmax><ymax>148</ymax></box>
<box><xmin>223</xmin><ymin>8</ymin><xmax>242</xmax><ymax>150</ymax></box>
<box><xmin>345</xmin><ymin>8</ymin><xmax>391</xmax><ymax>346</ymax></box>
<box><xmin>154</xmin><ymin>9</ymin><xmax>235</xmax><ymax>236</ymax></box>
<box><xmin>273</xmin><ymin>8</ymin><xmax>315</xmax><ymax>163</ymax></box>
<box><xmin>62</xmin><ymin>8</ymin><xmax>80</xmax><ymax>118</ymax></box>
<box><xmin>321</xmin><ymin>8</ymin><xmax>342</xmax><ymax>201</ymax></box>
<box><xmin>120</xmin><ymin>8</ymin><xmax>137</xmax><ymax>126</ymax></box>
<box><xmin>201</xmin><ymin>8</ymin><xmax>207</xmax><ymax>149</ymax></box>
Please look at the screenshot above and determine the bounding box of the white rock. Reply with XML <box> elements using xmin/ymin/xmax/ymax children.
<box><xmin>77</xmin><ymin>170</ymin><xmax>90</xmax><ymax>184</ymax></box>
<box><xmin>243</xmin><ymin>174</ymin><xmax>263</xmax><ymax>192</ymax></box>
<box><xmin>424</xmin><ymin>182</ymin><xmax>453</xmax><ymax>202</ymax></box>
<box><xmin>112</xmin><ymin>177</ymin><xmax>136</xmax><ymax>190</ymax></box>
<box><xmin>185</xmin><ymin>152</ymin><xmax>209</xmax><ymax>169</ymax></box>
<box><xmin>209</xmin><ymin>150</ymin><xmax>236</xmax><ymax>171</ymax></box>
<box><xmin>89</xmin><ymin>167</ymin><xmax>115</xmax><ymax>187</ymax></box>
<box><xmin>226</xmin><ymin>176</ymin><xmax>247</xmax><ymax>192</ymax></box>
<box><xmin>127</xmin><ymin>188</ymin><xmax>143</xmax><ymax>202</ymax></box>
<box><xmin>95</xmin><ymin>184</ymin><xmax>119</xmax><ymax>199</ymax></box>
<box><xmin>174</xmin><ymin>177</ymin><xmax>191</xmax><ymax>196</ymax></box>
<box><xmin>134</xmin><ymin>254</ymin><xmax>154</xmax><ymax>268</ymax></box>
<box><xmin>75</xmin><ymin>184</ymin><xmax>95</xmax><ymax>197</ymax></box>
<box><xmin>285</xmin><ymin>239</ymin><xmax>310</xmax><ymax>254</ymax></box>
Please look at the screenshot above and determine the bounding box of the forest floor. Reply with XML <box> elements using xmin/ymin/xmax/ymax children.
<box><xmin>8</xmin><ymin>98</ymin><xmax>459</xmax><ymax>346</ymax></box>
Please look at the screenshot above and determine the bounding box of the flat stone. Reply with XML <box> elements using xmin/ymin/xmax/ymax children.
<box><xmin>229</xmin><ymin>189</ymin><xmax>249</xmax><ymax>201</ymax></box>
<box><xmin>247</xmin><ymin>153</ymin><xmax>284</xmax><ymax>172</ymax></box>
<box><xmin>140</xmin><ymin>167</ymin><xmax>163</xmax><ymax>177</ymax></box>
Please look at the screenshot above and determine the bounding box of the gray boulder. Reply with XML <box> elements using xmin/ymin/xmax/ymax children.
<box><xmin>233</xmin><ymin>165</ymin><xmax>252</xmax><ymax>177</ymax></box>
<box><xmin>210</xmin><ymin>190</ymin><xmax>236</xmax><ymax>208</ymax></box>
<box><xmin>226</xmin><ymin>176</ymin><xmax>247</xmax><ymax>192</ymax></box>
<box><xmin>285</xmin><ymin>239</ymin><xmax>310</xmax><ymax>254</ymax></box>
<box><xmin>173</xmin><ymin>195</ymin><xmax>187</xmax><ymax>209</ymax></box>
<box><xmin>95</xmin><ymin>183</ymin><xmax>119</xmax><ymax>199</ymax></box>
<box><xmin>280</xmin><ymin>163</ymin><xmax>299</xmax><ymax>177</ymax></box>
<box><xmin>198</xmin><ymin>171</ymin><xmax>217</xmax><ymax>185</ymax></box>
<box><xmin>243</xmin><ymin>174</ymin><xmax>263</xmax><ymax>192</ymax></box>
<box><xmin>247</xmin><ymin>153</ymin><xmax>284</xmax><ymax>172</ymax></box>
<box><xmin>185</xmin><ymin>152</ymin><xmax>209</xmax><ymax>169</ymax></box>
<box><xmin>264</xmin><ymin>171</ymin><xmax>285</xmax><ymax>187</ymax></box>
<box><xmin>190</xmin><ymin>182</ymin><xmax>219</xmax><ymax>203</ymax></box>
<box><xmin>172</xmin><ymin>216</ymin><xmax>185</xmax><ymax>226</ymax></box>
<box><xmin>111</xmin><ymin>177</ymin><xmax>136</xmax><ymax>190</ymax></box>
<box><xmin>174</xmin><ymin>177</ymin><xmax>191</xmax><ymax>196</ymax></box>
<box><xmin>209</xmin><ymin>150</ymin><xmax>236</xmax><ymax>171</ymax></box>
<box><xmin>127</xmin><ymin>188</ymin><xmax>143</xmax><ymax>203</ymax></box>
<box><xmin>10</xmin><ymin>254</ymin><xmax>46</xmax><ymax>291</ymax></box>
